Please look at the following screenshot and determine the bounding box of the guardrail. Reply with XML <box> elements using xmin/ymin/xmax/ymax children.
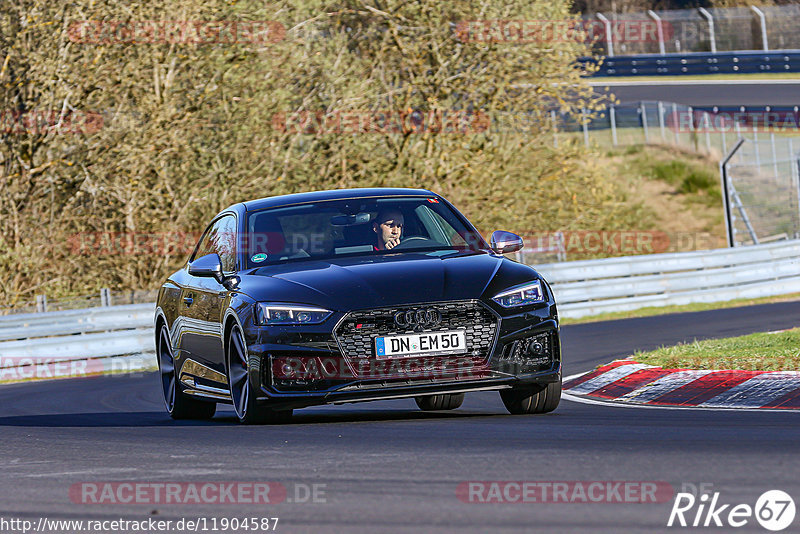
<box><xmin>583</xmin><ymin>49</ymin><xmax>800</xmax><ymax>76</ymax></box>
<box><xmin>1</xmin><ymin>239</ymin><xmax>799</xmax><ymax>363</ymax></box>
<box><xmin>535</xmin><ymin>239</ymin><xmax>800</xmax><ymax>318</ymax></box>
<box><xmin>0</xmin><ymin>303</ymin><xmax>155</xmax><ymax>360</ymax></box>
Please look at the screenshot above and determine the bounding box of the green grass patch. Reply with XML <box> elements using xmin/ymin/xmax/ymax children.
<box><xmin>634</xmin><ymin>154</ymin><xmax>719</xmax><ymax>197</ymax></box>
<box><xmin>633</xmin><ymin>328</ymin><xmax>800</xmax><ymax>372</ymax></box>
<box><xmin>560</xmin><ymin>293</ymin><xmax>800</xmax><ymax>325</ymax></box>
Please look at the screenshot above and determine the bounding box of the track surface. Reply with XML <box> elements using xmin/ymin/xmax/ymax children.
<box><xmin>591</xmin><ymin>80</ymin><xmax>800</xmax><ymax>106</ymax></box>
<box><xmin>2</xmin><ymin>301</ymin><xmax>800</xmax><ymax>533</ymax></box>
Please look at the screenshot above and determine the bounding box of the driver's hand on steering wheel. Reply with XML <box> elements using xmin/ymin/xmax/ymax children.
<box><xmin>384</xmin><ymin>237</ymin><xmax>401</xmax><ymax>250</ymax></box>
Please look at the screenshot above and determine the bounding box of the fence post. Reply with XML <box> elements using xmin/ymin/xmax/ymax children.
<box><xmin>770</xmin><ymin>133</ymin><xmax>779</xmax><ymax>181</ymax></box>
<box><xmin>791</xmin><ymin>137</ymin><xmax>800</xmax><ymax>238</ymax></box>
<box><xmin>750</xmin><ymin>6</ymin><xmax>769</xmax><ymax>51</ymax></box>
<box><xmin>581</xmin><ymin>108</ymin><xmax>589</xmax><ymax>148</ymax></box>
<box><xmin>703</xmin><ymin>112</ymin><xmax>712</xmax><ymax>152</ymax></box>
<box><xmin>35</xmin><ymin>294</ymin><xmax>48</xmax><ymax>313</ymax></box>
<box><xmin>792</xmin><ymin>155</ymin><xmax>800</xmax><ymax>241</ymax></box>
<box><xmin>720</xmin><ymin>138</ymin><xmax>746</xmax><ymax>247</ymax></box>
<box><xmin>698</xmin><ymin>8</ymin><xmax>717</xmax><ymax>54</ymax></box>
<box><xmin>753</xmin><ymin>129</ymin><xmax>761</xmax><ymax>167</ymax></box>
<box><xmin>640</xmin><ymin>102</ymin><xmax>649</xmax><ymax>143</ymax></box>
<box><xmin>671</xmin><ymin>103</ymin><xmax>680</xmax><ymax>145</ymax></box>
<box><xmin>100</xmin><ymin>288</ymin><xmax>112</xmax><ymax>307</ymax></box>
<box><xmin>720</xmin><ymin>109</ymin><xmax>727</xmax><ymax>155</ymax></box>
<box><xmin>658</xmin><ymin>101</ymin><xmax>666</xmax><ymax>141</ymax></box>
<box><xmin>610</xmin><ymin>105</ymin><xmax>618</xmax><ymax>146</ymax></box>
<box><xmin>648</xmin><ymin>10</ymin><xmax>666</xmax><ymax>56</ymax></box>
<box><xmin>596</xmin><ymin>13</ymin><xmax>614</xmax><ymax>56</ymax></box>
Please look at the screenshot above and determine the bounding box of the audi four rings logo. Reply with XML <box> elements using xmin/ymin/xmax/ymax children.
<box><xmin>394</xmin><ymin>308</ymin><xmax>442</xmax><ymax>329</ymax></box>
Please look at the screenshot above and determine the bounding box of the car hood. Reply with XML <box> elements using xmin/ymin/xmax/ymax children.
<box><xmin>241</xmin><ymin>251</ymin><xmax>538</xmax><ymax>310</ymax></box>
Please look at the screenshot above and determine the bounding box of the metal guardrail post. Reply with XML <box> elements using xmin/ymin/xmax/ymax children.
<box><xmin>698</xmin><ymin>8</ymin><xmax>717</xmax><ymax>54</ymax></box>
<box><xmin>596</xmin><ymin>13</ymin><xmax>614</xmax><ymax>57</ymax></box>
<box><xmin>35</xmin><ymin>295</ymin><xmax>48</xmax><ymax>313</ymax></box>
<box><xmin>720</xmin><ymin>138</ymin><xmax>746</xmax><ymax>247</ymax></box>
<box><xmin>647</xmin><ymin>11</ymin><xmax>666</xmax><ymax>56</ymax></box>
<box><xmin>100</xmin><ymin>288</ymin><xmax>112</xmax><ymax>307</ymax></box>
<box><xmin>609</xmin><ymin>105</ymin><xmax>618</xmax><ymax>145</ymax></box>
<box><xmin>750</xmin><ymin>6</ymin><xmax>769</xmax><ymax>51</ymax></box>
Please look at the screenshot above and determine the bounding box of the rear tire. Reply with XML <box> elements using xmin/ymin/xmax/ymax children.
<box><xmin>415</xmin><ymin>393</ymin><xmax>465</xmax><ymax>411</ymax></box>
<box><xmin>157</xmin><ymin>323</ymin><xmax>216</xmax><ymax>420</ymax></box>
<box><xmin>227</xmin><ymin>323</ymin><xmax>292</xmax><ymax>425</ymax></box>
<box><xmin>500</xmin><ymin>374</ymin><xmax>561</xmax><ymax>415</ymax></box>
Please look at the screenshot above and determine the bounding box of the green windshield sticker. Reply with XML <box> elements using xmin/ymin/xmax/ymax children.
<box><xmin>251</xmin><ymin>253</ymin><xmax>268</xmax><ymax>263</ymax></box>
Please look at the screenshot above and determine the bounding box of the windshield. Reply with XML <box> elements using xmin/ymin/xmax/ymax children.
<box><xmin>244</xmin><ymin>196</ymin><xmax>485</xmax><ymax>268</ymax></box>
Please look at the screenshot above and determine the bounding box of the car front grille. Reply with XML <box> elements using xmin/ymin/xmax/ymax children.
<box><xmin>333</xmin><ymin>300</ymin><xmax>499</xmax><ymax>378</ymax></box>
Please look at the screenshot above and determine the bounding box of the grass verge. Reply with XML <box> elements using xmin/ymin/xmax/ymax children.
<box><xmin>633</xmin><ymin>327</ymin><xmax>800</xmax><ymax>372</ymax></box>
<box><xmin>560</xmin><ymin>293</ymin><xmax>800</xmax><ymax>325</ymax></box>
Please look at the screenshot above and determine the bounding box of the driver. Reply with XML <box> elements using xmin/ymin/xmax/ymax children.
<box><xmin>373</xmin><ymin>209</ymin><xmax>404</xmax><ymax>250</ymax></box>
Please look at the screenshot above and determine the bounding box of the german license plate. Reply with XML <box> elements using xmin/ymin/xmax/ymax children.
<box><xmin>375</xmin><ymin>330</ymin><xmax>467</xmax><ymax>359</ymax></box>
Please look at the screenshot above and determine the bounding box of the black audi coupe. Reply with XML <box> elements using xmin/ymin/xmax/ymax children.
<box><xmin>155</xmin><ymin>188</ymin><xmax>562</xmax><ymax>423</ymax></box>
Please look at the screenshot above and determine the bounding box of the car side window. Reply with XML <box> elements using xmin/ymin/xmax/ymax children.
<box><xmin>192</xmin><ymin>215</ymin><xmax>238</xmax><ymax>273</ymax></box>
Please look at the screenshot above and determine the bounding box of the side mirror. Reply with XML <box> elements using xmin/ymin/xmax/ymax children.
<box><xmin>188</xmin><ymin>253</ymin><xmax>225</xmax><ymax>284</ymax></box>
<box><xmin>490</xmin><ymin>231</ymin><xmax>524</xmax><ymax>254</ymax></box>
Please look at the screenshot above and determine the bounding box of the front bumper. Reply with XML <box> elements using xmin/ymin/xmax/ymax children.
<box><xmin>244</xmin><ymin>300</ymin><xmax>561</xmax><ymax>410</ymax></box>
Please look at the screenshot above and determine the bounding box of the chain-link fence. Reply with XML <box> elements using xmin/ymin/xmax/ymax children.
<box><xmin>549</xmin><ymin>102</ymin><xmax>800</xmax><ymax>252</ymax></box>
<box><xmin>588</xmin><ymin>4</ymin><xmax>800</xmax><ymax>56</ymax></box>
<box><xmin>549</xmin><ymin>101</ymin><xmax>736</xmax><ymax>158</ymax></box>
<box><xmin>722</xmin><ymin>134</ymin><xmax>800</xmax><ymax>247</ymax></box>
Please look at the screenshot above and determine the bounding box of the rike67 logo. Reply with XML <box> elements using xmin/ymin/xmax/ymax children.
<box><xmin>668</xmin><ymin>489</ymin><xmax>796</xmax><ymax>531</ymax></box>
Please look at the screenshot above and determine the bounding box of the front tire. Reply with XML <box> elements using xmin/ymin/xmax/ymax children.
<box><xmin>157</xmin><ymin>324</ymin><xmax>216</xmax><ymax>420</ymax></box>
<box><xmin>415</xmin><ymin>393</ymin><xmax>464</xmax><ymax>411</ymax></box>
<box><xmin>227</xmin><ymin>323</ymin><xmax>292</xmax><ymax>425</ymax></box>
<box><xmin>500</xmin><ymin>375</ymin><xmax>561</xmax><ymax>415</ymax></box>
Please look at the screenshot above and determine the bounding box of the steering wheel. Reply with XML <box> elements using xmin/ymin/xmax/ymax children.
<box><xmin>392</xmin><ymin>236</ymin><xmax>435</xmax><ymax>250</ymax></box>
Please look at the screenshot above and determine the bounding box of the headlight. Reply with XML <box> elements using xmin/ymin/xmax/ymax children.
<box><xmin>255</xmin><ymin>303</ymin><xmax>332</xmax><ymax>325</ymax></box>
<box><xmin>492</xmin><ymin>281</ymin><xmax>544</xmax><ymax>308</ymax></box>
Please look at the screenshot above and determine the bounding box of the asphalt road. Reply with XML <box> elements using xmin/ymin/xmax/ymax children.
<box><xmin>2</xmin><ymin>300</ymin><xmax>800</xmax><ymax>533</ymax></box>
<box><xmin>591</xmin><ymin>80</ymin><xmax>800</xmax><ymax>107</ymax></box>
